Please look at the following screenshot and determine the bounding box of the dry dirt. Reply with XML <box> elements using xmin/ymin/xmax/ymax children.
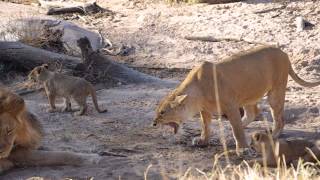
<box><xmin>0</xmin><ymin>0</ymin><xmax>320</xmax><ymax>179</ymax></box>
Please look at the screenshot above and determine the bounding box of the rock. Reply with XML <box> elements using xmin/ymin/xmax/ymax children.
<box><xmin>4</xmin><ymin>18</ymin><xmax>105</xmax><ymax>56</ymax></box>
<box><xmin>309</xmin><ymin>107</ymin><xmax>319</xmax><ymax>114</ymax></box>
<box><xmin>300</xmin><ymin>60</ymin><xmax>309</xmax><ymax>67</ymax></box>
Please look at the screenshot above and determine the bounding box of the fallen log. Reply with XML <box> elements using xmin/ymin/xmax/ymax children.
<box><xmin>0</xmin><ymin>41</ymin><xmax>175</xmax><ymax>86</ymax></box>
<box><xmin>0</xmin><ymin>41</ymin><xmax>79</xmax><ymax>70</ymax></box>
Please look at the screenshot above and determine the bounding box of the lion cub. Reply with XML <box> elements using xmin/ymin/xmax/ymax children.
<box><xmin>250</xmin><ymin>131</ymin><xmax>320</xmax><ymax>167</ymax></box>
<box><xmin>28</xmin><ymin>64</ymin><xmax>107</xmax><ymax>115</ymax></box>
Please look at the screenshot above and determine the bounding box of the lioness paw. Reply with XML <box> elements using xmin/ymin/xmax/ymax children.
<box><xmin>192</xmin><ymin>137</ymin><xmax>209</xmax><ymax>147</ymax></box>
<box><xmin>237</xmin><ymin>147</ymin><xmax>256</xmax><ymax>157</ymax></box>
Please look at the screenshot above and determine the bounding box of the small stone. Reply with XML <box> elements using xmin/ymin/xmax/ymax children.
<box><xmin>300</xmin><ymin>60</ymin><xmax>309</xmax><ymax>67</ymax></box>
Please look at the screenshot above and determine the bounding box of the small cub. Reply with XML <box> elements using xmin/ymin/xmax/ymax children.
<box><xmin>250</xmin><ymin>131</ymin><xmax>320</xmax><ymax>167</ymax></box>
<box><xmin>28</xmin><ymin>64</ymin><xmax>107</xmax><ymax>115</ymax></box>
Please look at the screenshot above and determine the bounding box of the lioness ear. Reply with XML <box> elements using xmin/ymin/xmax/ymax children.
<box><xmin>170</xmin><ymin>94</ymin><xmax>188</xmax><ymax>108</ymax></box>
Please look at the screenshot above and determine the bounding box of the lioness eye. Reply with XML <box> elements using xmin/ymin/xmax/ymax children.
<box><xmin>160</xmin><ymin>111</ymin><xmax>165</xmax><ymax>115</ymax></box>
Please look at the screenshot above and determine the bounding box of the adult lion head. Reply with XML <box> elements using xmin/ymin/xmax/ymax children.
<box><xmin>0</xmin><ymin>113</ymin><xmax>18</xmax><ymax>158</ymax></box>
<box><xmin>153</xmin><ymin>92</ymin><xmax>192</xmax><ymax>134</ymax></box>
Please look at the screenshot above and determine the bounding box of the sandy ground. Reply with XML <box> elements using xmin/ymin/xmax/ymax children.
<box><xmin>0</xmin><ymin>0</ymin><xmax>320</xmax><ymax>179</ymax></box>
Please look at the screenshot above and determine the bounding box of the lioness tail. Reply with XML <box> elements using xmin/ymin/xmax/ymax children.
<box><xmin>289</xmin><ymin>64</ymin><xmax>320</xmax><ymax>87</ymax></box>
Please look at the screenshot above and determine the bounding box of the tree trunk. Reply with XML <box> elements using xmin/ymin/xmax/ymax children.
<box><xmin>0</xmin><ymin>41</ymin><xmax>175</xmax><ymax>86</ymax></box>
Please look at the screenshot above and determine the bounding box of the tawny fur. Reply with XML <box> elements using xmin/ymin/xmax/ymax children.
<box><xmin>28</xmin><ymin>64</ymin><xmax>107</xmax><ymax>115</ymax></box>
<box><xmin>250</xmin><ymin>131</ymin><xmax>320</xmax><ymax>167</ymax></box>
<box><xmin>0</xmin><ymin>87</ymin><xmax>100</xmax><ymax>173</ymax></box>
<box><xmin>153</xmin><ymin>46</ymin><xmax>320</xmax><ymax>153</ymax></box>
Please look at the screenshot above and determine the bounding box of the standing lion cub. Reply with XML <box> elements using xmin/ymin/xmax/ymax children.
<box><xmin>28</xmin><ymin>64</ymin><xmax>107</xmax><ymax>115</ymax></box>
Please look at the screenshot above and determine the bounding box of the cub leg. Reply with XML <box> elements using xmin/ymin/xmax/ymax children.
<box><xmin>47</xmin><ymin>93</ymin><xmax>56</xmax><ymax>113</ymax></box>
<box><xmin>62</xmin><ymin>97</ymin><xmax>72</xmax><ymax>112</ymax></box>
<box><xmin>192</xmin><ymin>110</ymin><xmax>212</xmax><ymax>147</ymax></box>
<box><xmin>267</xmin><ymin>87</ymin><xmax>286</xmax><ymax>138</ymax></box>
<box><xmin>74</xmin><ymin>96</ymin><xmax>87</xmax><ymax>116</ymax></box>
<box><xmin>44</xmin><ymin>82</ymin><xmax>56</xmax><ymax>113</ymax></box>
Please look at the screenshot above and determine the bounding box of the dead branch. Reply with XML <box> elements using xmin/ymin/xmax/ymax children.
<box><xmin>184</xmin><ymin>35</ymin><xmax>279</xmax><ymax>47</ymax></box>
<box><xmin>46</xmin><ymin>2</ymin><xmax>104</xmax><ymax>15</ymax></box>
<box><xmin>253</xmin><ymin>5</ymin><xmax>286</xmax><ymax>14</ymax></box>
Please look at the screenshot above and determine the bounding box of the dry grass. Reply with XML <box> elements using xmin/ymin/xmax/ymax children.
<box><xmin>1</xmin><ymin>0</ymin><xmax>38</xmax><ymax>5</ymax></box>
<box><xmin>144</xmin><ymin>155</ymin><xmax>320</xmax><ymax>180</ymax></box>
<box><xmin>0</xmin><ymin>15</ymin><xmax>66</xmax><ymax>53</ymax></box>
<box><xmin>164</xmin><ymin>0</ymin><xmax>243</xmax><ymax>4</ymax></box>
<box><xmin>179</xmin><ymin>154</ymin><xmax>320</xmax><ymax>180</ymax></box>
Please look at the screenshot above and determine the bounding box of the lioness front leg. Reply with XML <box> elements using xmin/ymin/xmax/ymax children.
<box><xmin>0</xmin><ymin>159</ymin><xmax>14</xmax><ymax>173</ymax></box>
<box><xmin>192</xmin><ymin>110</ymin><xmax>212</xmax><ymax>147</ymax></box>
<box><xmin>225</xmin><ymin>106</ymin><xmax>249</xmax><ymax>155</ymax></box>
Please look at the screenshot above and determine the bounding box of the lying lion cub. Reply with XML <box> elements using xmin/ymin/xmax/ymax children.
<box><xmin>153</xmin><ymin>46</ymin><xmax>320</xmax><ymax>154</ymax></box>
<box><xmin>28</xmin><ymin>64</ymin><xmax>107</xmax><ymax>115</ymax></box>
<box><xmin>0</xmin><ymin>87</ymin><xmax>100</xmax><ymax>173</ymax></box>
<box><xmin>250</xmin><ymin>131</ymin><xmax>320</xmax><ymax>167</ymax></box>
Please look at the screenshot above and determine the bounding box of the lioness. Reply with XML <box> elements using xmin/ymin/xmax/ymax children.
<box><xmin>153</xmin><ymin>46</ymin><xmax>320</xmax><ymax>154</ymax></box>
<box><xmin>0</xmin><ymin>87</ymin><xmax>100</xmax><ymax>173</ymax></box>
<box><xmin>28</xmin><ymin>64</ymin><xmax>107</xmax><ymax>115</ymax></box>
<box><xmin>250</xmin><ymin>131</ymin><xmax>320</xmax><ymax>167</ymax></box>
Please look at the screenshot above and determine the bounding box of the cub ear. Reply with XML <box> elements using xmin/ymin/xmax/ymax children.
<box><xmin>36</xmin><ymin>67</ymin><xmax>42</xmax><ymax>74</ymax></box>
<box><xmin>253</xmin><ymin>133</ymin><xmax>262</xmax><ymax>142</ymax></box>
<box><xmin>170</xmin><ymin>94</ymin><xmax>188</xmax><ymax>108</ymax></box>
<box><xmin>42</xmin><ymin>64</ymin><xmax>49</xmax><ymax>69</ymax></box>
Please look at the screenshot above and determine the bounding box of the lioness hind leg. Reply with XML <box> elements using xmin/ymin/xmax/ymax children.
<box><xmin>267</xmin><ymin>87</ymin><xmax>286</xmax><ymax>138</ymax></box>
<box><xmin>242</xmin><ymin>104</ymin><xmax>260</xmax><ymax>127</ymax></box>
<box><xmin>192</xmin><ymin>110</ymin><xmax>212</xmax><ymax>147</ymax></box>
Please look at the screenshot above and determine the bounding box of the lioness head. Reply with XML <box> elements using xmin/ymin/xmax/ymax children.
<box><xmin>250</xmin><ymin>131</ymin><xmax>273</xmax><ymax>153</ymax></box>
<box><xmin>28</xmin><ymin>64</ymin><xmax>49</xmax><ymax>82</ymax></box>
<box><xmin>153</xmin><ymin>93</ymin><xmax>189</xmax><ymax>134</ymax></box>
<box><xmin>0</xmin><ymin>113</ymin><xmax>18</xmax><ymax>158</ymax></box>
